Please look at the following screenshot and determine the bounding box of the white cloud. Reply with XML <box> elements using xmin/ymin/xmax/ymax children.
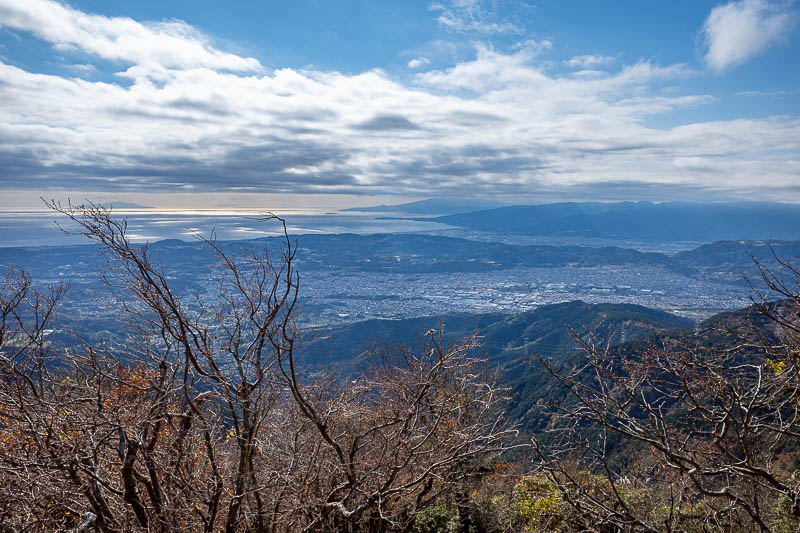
<box><xmin>65</xmin><ymin>63</ymin><xmax>96</xmax><ymax>73</ymax></box>
<box><xmin>0</xmin><ymin>0</ymin><xmax>797</xmax><ymax>202</ymax></box>
<box><xmin>513</xmin><ymin>38</ymin><xmax>552</xmax><ymax>53</ymax></box>
<box><xmin>736</xmin><ymin>88</ymin><xmax>800</xmax><ymax>97</ymax></box>
<box><xmin>429</xmin><ymin>0</ymin><xmax>522</xmax><ymax>34</ymax></box>
<box><xmin>415</xmin><ymin>44</ymin><xmax>691</xmax><ymax>96</ymax></box>
<box><xmin>408</xmin><ymin>57</ymin><xmax>431</xmax><ymax>69</ymax></box>
<box><xmin>565</xmin><ymin>54</ymin><xmax>616</xmax><ymax>69</ymax></box>
<box><xmin>702</xmin><ymin>0</ymin><xmax>796</xmax><ymax>72</ymax></box>
<box><xmin>0</xmin><ymin>0</ymin><xmax>261</xmax><ymax>73</ymax></box>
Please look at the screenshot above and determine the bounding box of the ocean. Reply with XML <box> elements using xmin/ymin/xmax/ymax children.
<box><xmin>0</xmin><ymin>209</ymin><xmax>451</xmax><ymax>248</ymax></box>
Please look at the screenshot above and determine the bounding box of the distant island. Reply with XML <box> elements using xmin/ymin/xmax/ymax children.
<box><xmin>105</xmin><ymin>201</ymin><xmax>153</xmax><ymax>209</ymax></box>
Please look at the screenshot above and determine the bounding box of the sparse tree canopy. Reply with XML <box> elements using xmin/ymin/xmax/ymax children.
<box><xmin>0</xmin><ymin>201</ymin><xmax>517</xmax><ymax>532</ymax></box>
<box><xmin>528</xmin><ymin>248</ymin><xmax>800</xmax><ymax>532</ymax></box>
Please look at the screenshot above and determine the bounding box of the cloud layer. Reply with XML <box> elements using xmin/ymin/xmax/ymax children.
<box><xmin>702</xmin><ymin>0</ymin><xmax>796</xmax><ymax>72</ymax></box>
<box><xmin>0</xmin><ymin>0</ymin><xmax>798</xmax><ymax>202</ymax></box>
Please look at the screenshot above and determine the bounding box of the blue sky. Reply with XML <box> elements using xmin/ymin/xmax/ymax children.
<box><xmin>0</xmin><ymin>0</ymin><xmax>798</xmax><ymax>209</ymax></box>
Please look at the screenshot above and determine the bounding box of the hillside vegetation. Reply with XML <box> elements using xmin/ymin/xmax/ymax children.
<box><xmin>298</xmin><ymin>300</ymin><xmax>690</xmax><ymax>367</ymax></box>
<box><xmin>0</xmin><ymin>203</ymin><xmax>798</xmax><ymax>532</ymax></box>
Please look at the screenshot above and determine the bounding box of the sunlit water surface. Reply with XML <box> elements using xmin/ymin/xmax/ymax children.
<box><xmin>0</xmin><ymin>209</ymin><xmax>451</xmax><ymax>247</ymax></box>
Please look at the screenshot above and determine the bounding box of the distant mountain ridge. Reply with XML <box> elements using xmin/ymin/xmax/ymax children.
<box><xmin>429</xmin><ymin>201</ymin><xmax>800</xmax><ymax>242</ymax></box>
<box><xmin>342</xmin><ymin>198</ymin><xmax>507</xmax><ymax>215</ymax></box>
<box><xmin>673</xmin><ymin>239</ymin><xmax>800</xmax><ymax>267</ymax></box>
<box><xmin>297</xmin><ymin>300</ymin><xmax>692</xmax><ymax>367</ymax></box>
<box><xmin>286</xmin><ymin>233</ymin><xmax>669</xmax><ymax>272</ymax></box>
<box><xmin>2</xmin><ymin>233</ymin><xmax>797</xmax><ymax>284</ymax></box>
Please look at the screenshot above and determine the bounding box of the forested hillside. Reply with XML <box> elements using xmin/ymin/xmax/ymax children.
<box><xmin>298</xmin><ymin>300</ymin><xmax>690</xmax><ymax>367</ymax></box>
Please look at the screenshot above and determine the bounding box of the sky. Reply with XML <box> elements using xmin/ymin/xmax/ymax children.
<box><xmin>0</xmin><ymin>0</ymin><xmax>799</xmax><ymax>210</ymax></box>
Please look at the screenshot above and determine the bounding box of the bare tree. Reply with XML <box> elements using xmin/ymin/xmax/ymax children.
<box><xmin>0</xmin><ymin>200</ymin><xmax>517</xmax><ymax>532</ymax></box>
<box><xmin>274</xmin><ymin>327</ymin><xmax>518</xmax><ymax>531</ymax></box>
<box><xmin>1</xmin><ymin>199</ymin><xmax>305</xmax><ymax>532</ymax></box>
<box><xmin>0</xmin><ymin>267</ymin><xmax>68</xmax><ymax>530</ymax></box>
<box><xmin>528</xmin><ymin>255</ymin><xmax>800</xmax><ymax>532</ymax></box>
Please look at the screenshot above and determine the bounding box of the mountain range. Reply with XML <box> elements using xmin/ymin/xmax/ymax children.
<box><xmin>296</xmin><ymin>300</ymin><xmax>692</xmax><ymax>367</ymax></box>
<box><xmin>413</xmin><ymin>201</ymin><xmax>800</xmax><ymax>242</ymax></box>
<box><xmin>4</xmin><ymin>234</ymin><xmax>797</xmax><ymax>287</ymax></box>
